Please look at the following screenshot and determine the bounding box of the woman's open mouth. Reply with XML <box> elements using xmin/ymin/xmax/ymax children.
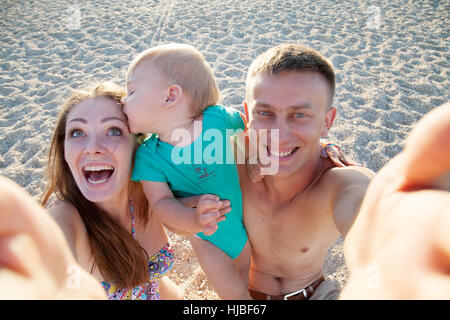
<box><xmin>82</xmin><ymin>165</ymin><xmax>115</xmax><ymax>185</ymax></box>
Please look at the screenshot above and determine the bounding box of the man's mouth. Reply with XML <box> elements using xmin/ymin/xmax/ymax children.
<box><xmin>82</xmin><ymin>165</ymin><xmax>115</xmax><ymax>184</ymax></box>
<box><xmin>266</xmin><ymin>146</ymin><xmax>299</xmax><ymax>158</ymax></box>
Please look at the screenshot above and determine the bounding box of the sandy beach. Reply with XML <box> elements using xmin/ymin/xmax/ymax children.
<box><xmin>0</xmin><ymin>0</ymin><xmax>449</xmax><ymax>299</ymax></box>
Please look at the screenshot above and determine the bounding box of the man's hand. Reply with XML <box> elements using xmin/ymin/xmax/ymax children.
<box><xmin>341</xmin><ymin>102</ymin><xmax>450</xmax><ymax>299</ymax></box>
<box><xmin>195</xmin><ymin>194</ymin><xmax>230</xmax><ymax>236</ymax></box>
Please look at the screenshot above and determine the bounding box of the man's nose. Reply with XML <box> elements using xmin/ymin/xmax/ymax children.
<box><xmin>275</xmin><ymin>120</ymin><xmax>292</xmax><ymax>145</ymax></box>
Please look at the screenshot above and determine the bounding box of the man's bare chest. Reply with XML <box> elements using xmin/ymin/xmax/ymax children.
<box><xmin>243</xmin><ymin>185</ymin><xmax>339</xmax><ymax>259</ymax></box>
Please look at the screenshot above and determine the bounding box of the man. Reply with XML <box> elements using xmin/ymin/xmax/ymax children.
<box><xmin>238</xmin><ymin>44</ymin><xmax>375</xmax><ymax>300</ymax></box>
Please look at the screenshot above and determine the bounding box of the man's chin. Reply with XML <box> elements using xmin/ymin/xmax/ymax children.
<box><xmin>264</xmin><ymin>169</ymin><xmax>294</xmax><ymax>178</ymax></box>
<box><xmin>261</xmin><ymin>157</ymin><xmax>310</xmax><ymax>178</ymax></box>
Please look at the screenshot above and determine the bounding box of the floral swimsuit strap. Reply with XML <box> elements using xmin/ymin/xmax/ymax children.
<box><xmin>100</xmin><ymin>200</ymin><xmax>174</xmax><ymax>300</ymax></box>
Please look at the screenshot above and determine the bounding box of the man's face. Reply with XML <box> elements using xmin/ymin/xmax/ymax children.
<box><xmin>246</xmin><ymin>71</ymin><xmax>336</xmax><ymax>177</ymax></box>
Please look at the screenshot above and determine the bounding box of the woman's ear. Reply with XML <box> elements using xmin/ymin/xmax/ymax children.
<box><xmin>321</xmin><ymin>107</ymin><xmax>337</xmax><ymax>138</ymax></box>
<box><xmin>164</xmin><ymin>84</ymin><xmax>183</xmax><ymax>107</ymax></box>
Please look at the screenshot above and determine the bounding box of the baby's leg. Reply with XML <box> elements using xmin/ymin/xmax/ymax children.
<box><xmin>189</xmin><ymin>236</ymin><xmax>252</xmax><ymax>300</ymax></box>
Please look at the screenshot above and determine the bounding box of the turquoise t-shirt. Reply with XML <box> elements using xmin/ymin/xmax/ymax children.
<box><xmin>131</xmin><ymin>105</ymin><xmax>248</xmax><ymax>259</ymax></box>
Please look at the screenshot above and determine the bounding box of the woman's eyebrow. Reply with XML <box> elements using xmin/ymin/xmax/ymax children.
<box><xmin>101</xmin><ymin>116</ymin><xmax>127</xmax><ymax>124</ymax></box>
<box><xmin>67</xmin><ymin>117</ymin><xmax>127</xmax><ymax>124</ymax></box>
<box><xmin>68</xmin><ymin>118</ymin><xmax>87</xmax><ymax>124</ymax></box>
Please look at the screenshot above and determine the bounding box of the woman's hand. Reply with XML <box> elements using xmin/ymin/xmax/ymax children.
<box><xmin>0</xmin><ymin>176</ymin><xmax>106</xmax><ymax>299</ymax></box>
<box><xmin>320</xmin><ymin>140</ymin><xmax>361</xmax><ymax>167</ymax></box>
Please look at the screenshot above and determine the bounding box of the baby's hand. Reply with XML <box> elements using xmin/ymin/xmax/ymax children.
<box><xmin>195</xmin><ymin>194</ymin><xmax>230</xmax><ymax>236</ymax></box>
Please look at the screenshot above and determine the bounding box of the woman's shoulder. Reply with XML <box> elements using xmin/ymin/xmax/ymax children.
<box><xmin>47</xmin><ymin>200</ymin><xmax>88</xmax><ymax>259</ymax></box>
<box><xmin>48</xmin><ymin>200</ymin><xmax>83</xmax><ymax>230</ymax></box>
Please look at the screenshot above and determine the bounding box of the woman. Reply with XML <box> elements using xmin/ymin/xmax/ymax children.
<box><xmin>40</xmin><ymin>81</ymin><xmax>184</xmax><ymax>300</ymax></box>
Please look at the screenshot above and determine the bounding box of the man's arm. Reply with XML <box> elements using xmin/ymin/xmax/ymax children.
<box><xmin>140</xmin><ymin>181</ymin><xmax>226</xmax><ymax>236</ymax></box>
<box><xmin>330</xmin><ymin>166</ymin><xmax>375</xmax><ymax>237</ymax></box>
<box><xmin>341</xmin><ymin>102</ymin><xmax>450</xmax><ymax>299</ymax></box>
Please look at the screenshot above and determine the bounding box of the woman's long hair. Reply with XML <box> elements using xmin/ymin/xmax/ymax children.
<box><xmin>40</xmin><ymin>82</ymin><xmax>149</xmax><ymax>288</ymax></box>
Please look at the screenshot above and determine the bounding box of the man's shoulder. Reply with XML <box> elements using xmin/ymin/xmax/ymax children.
<box><xmin>319</xmin><ymin>165</ymin><xmax>375</xmax><ymax>236</ymax></box>
<box><xmin>321</xmin><ymin>165</ymin><xmax>375</xmax><ymax>191</ymax></box>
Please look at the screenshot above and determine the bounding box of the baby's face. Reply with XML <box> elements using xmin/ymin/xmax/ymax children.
<box><xmin>122</xmin><ymin>61</ymin><xmax>168</xmax><ymax>134</ymax></box>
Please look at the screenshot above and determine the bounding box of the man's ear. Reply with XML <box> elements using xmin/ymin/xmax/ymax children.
<box><xmin>243</xmin><ymin>101</ymin><xmax>250</xmax><ymax>123</ymax></box>
<box><xmin>164</xmin><ymin>84</ymin><xmax>182</xmax><ymax>107</ymax></box>
<box><xmin>321</xmin><ymin>107</ymin><xmax>336</xmax><ymax>137</ymax></box>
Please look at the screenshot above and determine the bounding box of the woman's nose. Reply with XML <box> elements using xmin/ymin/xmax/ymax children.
<box><xmin>120</xmin><ymin>97</ymin><xmax>127</xmax><ymax>106</ymax></box>
<box><xmin>84</xmin><ymin>136</ymin><xmax>107</xmax><ymax>155</ymax></box>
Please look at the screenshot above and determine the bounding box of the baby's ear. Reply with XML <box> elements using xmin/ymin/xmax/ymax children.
<box><xmin>164</xmin><ymin>84</ymin><xmax>183</xmax><ymax>106</ymax></box>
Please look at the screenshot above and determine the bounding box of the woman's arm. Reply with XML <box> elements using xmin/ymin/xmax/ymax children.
<box><xmin>47</xmin><ymin>202</ymin><xmax>83</xmax><ymax>261</ymax></box>
<box><xmin>0</xmin><ymin>176</ymin><xmax>105</xmax><ymax>299</ymax></box>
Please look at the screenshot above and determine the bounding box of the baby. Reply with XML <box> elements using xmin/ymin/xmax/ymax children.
<box><xmin>122</xmin><ymin>43</ymin><xmax>252</xmax><ymax>299</ymax></box>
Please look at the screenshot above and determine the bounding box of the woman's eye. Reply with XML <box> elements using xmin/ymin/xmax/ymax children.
<box><xmin>109</xmin><ymin>127</ymin><xmax>122</xmax><ymax>136</ymax></box>
<box><xmin>69</xmin><ymin>129</ymin><xmax>84</xmax><ymax>138</ymax></box>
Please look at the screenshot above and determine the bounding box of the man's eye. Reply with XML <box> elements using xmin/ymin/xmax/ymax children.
<box><xmin>70</xmin><ymin>129</ymin><xmax>84</xmax><ymax>138</ymax></box>
<box><xmin>295</xmin><ymin>113</ymin><xmax>306</xmax><ymax>118</ymax></box>
<box><xmin>109</xmin><ymin>127</ymin><xmax>122</xmax><ymax>136</ymax></box>
<box><xmin>259</xmin><ymin>111</ymin><xmax>272</xmax><ymax>117</ymax></box>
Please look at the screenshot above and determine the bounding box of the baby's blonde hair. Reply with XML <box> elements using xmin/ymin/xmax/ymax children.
<box><xmin>127</xmin><ymin>43</ymin><xmax>221</xmax><ymax>117</ymax></box>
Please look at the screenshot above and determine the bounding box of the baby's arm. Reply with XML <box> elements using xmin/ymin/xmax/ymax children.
<box><xmin>141</xmin><ymin>181</ymin><xmax>227</xmax><ymax>236</ymax></box>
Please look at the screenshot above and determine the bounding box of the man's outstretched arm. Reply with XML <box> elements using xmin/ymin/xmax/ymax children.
<box><xmin>341</xmin><ymin>102</ymin><xmax>450</xmax><ymax>299</ymax></box>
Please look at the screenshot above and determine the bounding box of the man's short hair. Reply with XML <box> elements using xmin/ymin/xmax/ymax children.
<box><xmin>246</xmin><ymin>44</ymin><xmax>335</xmax><ymax>106</ymax></box>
